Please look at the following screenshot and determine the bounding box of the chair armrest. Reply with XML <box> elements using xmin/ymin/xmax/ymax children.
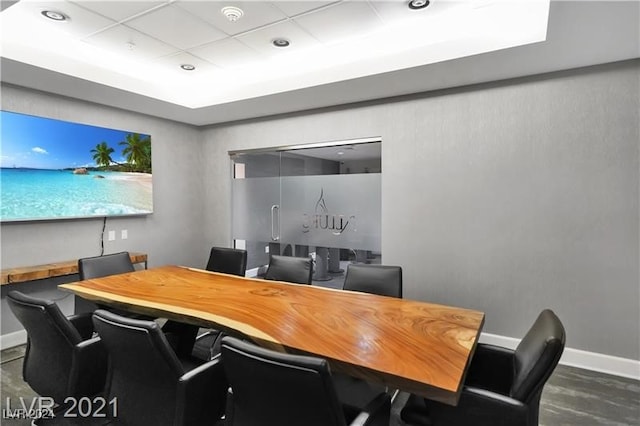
<box><xmin>427</xmin><ymin>386</ymin><xmax>529</xmax><ymax>426</ymax></box>
<box><xmin>466</xmin><ymin>343</ymin><xmax>515</xmax><ymax>394</ymax></box>
<box><xmin>175</xmin><ymin>356</ymin><xmax>228</xmax><ymax>426</ymax></box>
<box><xmin>69</xmin><ymin>336</ymin><xmax>107</xmax><ymax>398</ymax></box>
<box><xmin>463</xmin><ymin>386</ymin><xmax>526</xmax><ymax>408</ymax></box>
<box><xmin>68</xmin><ymin>313</ymin><xmax>95</xmax><ymax>340</ymax></box>
<box><xmin>349</xmin><ymin>393</ymin><xmax>391</xmax><ymax>426</ymax></box>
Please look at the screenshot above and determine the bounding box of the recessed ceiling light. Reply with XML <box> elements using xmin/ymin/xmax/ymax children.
<box><xmin>408</xmin><ymin>0</ymin><xmax>430</xmax><ymax>10</ymax></box>
<box><xmin>221</xmin><ymin>6</ymin><xmax>244</xmax><ymax>22</ymax></box>
<box><xmin>272</xmin><ymin>38</ymin><xmax>290</xmax><ymax>48</ymax></box>
<box><xmin>41</xmin><ymin>10</ymin><xmax>69</xmax><ymax>21</ymax></box>
<box><xmin>180</xmin><ymin>64</ymin><xmax>196</xmax><ymax>71</ymax></box>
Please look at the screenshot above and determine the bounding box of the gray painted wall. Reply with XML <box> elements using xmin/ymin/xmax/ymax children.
<box><xmin>201</xmin><ymin>60</ymin><xmax>640</xmax><ymax>360</ymax></box>
<box><xmin>0</xmin><ymin>84</ymin><xmax>209</xmax><ymax>334</ymax></box>
<box><xmin>1</xmin><ymin>61</ymin><xmax>638</xmax><ymax>360</ymax></box>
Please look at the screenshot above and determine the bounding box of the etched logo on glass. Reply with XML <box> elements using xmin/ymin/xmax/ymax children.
<box><xmin>302</xmin><ymin>188</ymin><xmax>356</xmax><ymax>235</ymax></box>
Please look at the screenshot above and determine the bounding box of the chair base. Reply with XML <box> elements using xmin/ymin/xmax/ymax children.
<box><xmin>400</xmin><ymin>394</ymin><xmax>432</xmax><ymax>426</ymax></box>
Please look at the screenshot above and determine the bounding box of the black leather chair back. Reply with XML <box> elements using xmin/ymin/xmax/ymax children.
<box><xmin>264</xmin><ymin>254</ymin><xmax>313</xmax><ymax>285</ymax></box>
<box><xmin>511</xmin><ymin>309</ymin><xmax>566</xmax><ymax>401</ymax></box>
<box><xmin>92</xmin><ymin>309</ymin><xmax>185</xmax><ymax>424</ymax></box>
<box><xmin>77</xmin><ymin>251</ymin><xmax>148</xmax><ymax>318</ymax></box>
<box><xmin>206</xmin><ymin>246</ymin><xmax>248</xmax><ymax>276</ymax></box>
<box><xmin>401</xmin><ymin>309</ymin><xmax>565</xmax><ymax>426</ymax></box>
<box><xmin>343</xmin><ymin>264</ymin><xmax>403</xmax><ymax>298</ymax></box>
<box><xmin>221</xmin><ymin>336</ymin><xmax>347</xmax><ymax>426</ymax></box>
<box><xmin>78</xmin><ymin>251</ymin><xmax>134</xmax><ymax>280</ymax></box>
<box><xmin>7</xmin><ymin>291</ymin><xmax>92</xmax><ymax>403</ymax></box>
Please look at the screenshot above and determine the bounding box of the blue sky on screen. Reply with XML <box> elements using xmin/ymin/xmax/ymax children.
<box><xmin>0</xmin><ymin>111</ymin><xmax>149</xmax><ymax>169</ymax></box>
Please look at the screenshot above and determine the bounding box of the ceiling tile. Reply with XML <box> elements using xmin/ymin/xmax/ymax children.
<box><xmin>236</xmin><ymin>20</ymin><xmax>321</xmax><ymax>57</ymax></box>
<box><xmin>271</xmin><ymin>1</ymin><xmax>340</xmax><ymax>18</ymax></box>
<box><xmin>294</xmin><ymin>1</ymin><xmax>383</xmax><ymax>44</ymax></box>
<box><xmin>125</xmin><ymin>3</ymin><xmax>227</xmax><ymax>50</ymax></box>
<box><xmin>176</xmin><ymin>1</ymin><xmax>287</xmax><ymax>36</ymax></box>
<box><xmin>19</xmin><ymin>1</ymin><xmax>116</xmax><ymax>38</ymax></box>
<box><xmin>71</xmin><ymin>1</ymin><xmax>167</xmax><ymax>23</ymax></box>
<box><xmin>83</xmin><ymin>24</ymin><xmax>178</xmax><ymax>61</ymax></box>
<box><xmin>189</xmin><ymin>38</ymin><xmax>262</xmax><ymax>69</ymax></box>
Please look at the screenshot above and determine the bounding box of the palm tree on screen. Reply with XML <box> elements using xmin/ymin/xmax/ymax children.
<box><xmin>120</xmin><ymin>133</ymin><xmax>151</xmax><ymax>173</ymax></box>
<box><xmin>91</xmin><ymin>142</ymin><xmax>115</xmax><ymax>170</ymax></box>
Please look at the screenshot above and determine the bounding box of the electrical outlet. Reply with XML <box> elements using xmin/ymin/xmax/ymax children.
<box><xmin>265</xmin><ymin>246</ymin><xmax>269</xmax><ymax>253</ymax></box>
<box><xmin>121</xmin><ymin>229</ymin><xmax>128</xmax><ymax>240</ymax></box>
<box><xmin>108</xmin><ymin>230</ymin><xmax>116</xmax><ymax>241</ymax></box>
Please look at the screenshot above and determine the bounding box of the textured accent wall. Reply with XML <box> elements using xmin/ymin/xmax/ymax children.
<box><xmin>1</xmin><ymin>61</ymin><xmax>637</xmax><ymax>359</ymax></box>
<box><xmin>201</xmin><ymin>60</ymin><xmax>639</xmax><ymax>360</ymax></box>
<box><xmin>0</xmin><ymin>84</ymin><xmax>208</xmax><ymax>269</ymax></box>
<box><xmin>0</xmin><ymin>84</ymin><xmax>208</xmax><ymax>334</ymax></box>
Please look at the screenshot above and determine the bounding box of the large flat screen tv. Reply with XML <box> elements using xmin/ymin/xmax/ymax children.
<box><xmin>1</xmin><ymin>111</ymin><xmax>153</xmax><ymax>222</ymax></box>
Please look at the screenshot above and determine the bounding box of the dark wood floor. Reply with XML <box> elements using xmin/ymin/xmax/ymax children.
<box><xmin>2</xmin><ymin>345</ymin><xmax>639</xmax><ymax>425</ymax></box>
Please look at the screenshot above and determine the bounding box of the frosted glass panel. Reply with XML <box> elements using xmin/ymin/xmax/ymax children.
<box><xmin>280</xmin><ymin>174</ymin><xmax>380</xmax><ymax>251</ymax></box>
<box><xmin>232</xmin><ymin>176</ymin><xmax>280</xmax><ymax>242</ymax></box>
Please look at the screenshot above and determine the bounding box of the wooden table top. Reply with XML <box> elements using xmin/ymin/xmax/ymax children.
<box><xmin>59</xmin><ymin>265</ymin><xmax>484</xmax><ymax>405</ymax></box>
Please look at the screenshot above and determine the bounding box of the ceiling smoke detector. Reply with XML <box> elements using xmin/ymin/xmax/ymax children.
<box><xmin>221</xmin><ymin>6</ymin><xmax>244</xmax><ymax>22</ymax></box>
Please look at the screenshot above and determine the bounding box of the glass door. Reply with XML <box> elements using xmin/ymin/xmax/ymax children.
<box><xmin>231</xmin><ymin>139</ymin><xmax>381</xmax><ymax>288</ymax></box>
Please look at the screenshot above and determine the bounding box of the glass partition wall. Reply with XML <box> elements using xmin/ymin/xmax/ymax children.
<box><xmin>230</xmin><ymin>138</ymin><xmax>381</xmax><ymax>288</ymax></box>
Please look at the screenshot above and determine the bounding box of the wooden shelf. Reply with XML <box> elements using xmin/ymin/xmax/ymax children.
<box><xmin>1</xmin><ymin>253</ymin><xmax>147</xmax><ymax>285</ymax></box>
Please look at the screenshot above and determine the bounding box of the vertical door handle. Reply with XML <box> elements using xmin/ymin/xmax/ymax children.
<box><xmin>271</xmin><ymin>205</ymin><xmax>280</xmax><ymax>241</ymax></box>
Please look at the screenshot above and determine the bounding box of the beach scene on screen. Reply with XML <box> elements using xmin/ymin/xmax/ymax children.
<box><xmin>0</xmin><ymin>111</ymin><xmax>153</xmax><ymax>221</ymax></box>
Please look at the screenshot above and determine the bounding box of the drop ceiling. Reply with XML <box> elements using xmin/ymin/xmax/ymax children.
<box><xmin>1</xmin><ymin>0</ymin><xmax>638</xmax><ymax>126</ymax></box>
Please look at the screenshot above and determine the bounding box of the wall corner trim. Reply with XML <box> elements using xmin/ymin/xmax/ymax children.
<box><xmin>480</xmin><ymin>332</ymin><xmax>640</xmax><ymax>381</ymax></box>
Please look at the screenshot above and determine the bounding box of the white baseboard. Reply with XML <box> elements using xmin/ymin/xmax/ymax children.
<box><xmin>0</xmin><ymin>330</ymin><xmax>27</xmax><ymax>351</ymax></box>
<box><xmin>245</xmin><ymin>267</ymin><xmax>260</xmax><ymax>278</ymax></box>
<box><xmin>480</xmin><ymin>332</ymin><xmax>640</xmax><ymax>381</ymax></box>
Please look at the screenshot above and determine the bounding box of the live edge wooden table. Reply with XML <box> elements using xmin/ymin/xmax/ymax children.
<box><xmin>59</xmin><ymin>265</ymin><xmax>484</xmax><ymax>406</ymax></box>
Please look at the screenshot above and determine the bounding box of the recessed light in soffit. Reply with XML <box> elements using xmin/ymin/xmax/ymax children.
<box><xmin>408</xmin><ymin>0</ymin><xmax>430</xmax><ymax>10</ymax></box>
<box><xmin>272</xmin><ymin>38</ymin><xmax>291</xmax><ymax>48</ymax></box>
<box><xmin>180</xmin><ymin>64</ymin><xmax>196</xmax><ymax>71</ymax></box>
<box><xmin>41</xmin><ymin>10</ymin><xmax>68</xmax><ymax>21</ymax></box>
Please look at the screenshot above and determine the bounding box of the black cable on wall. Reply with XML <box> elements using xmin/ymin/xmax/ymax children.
<box><xmin>100</xmin><ymin>216</ymin><xmax>107</xmax><ymax>256</ymax></box>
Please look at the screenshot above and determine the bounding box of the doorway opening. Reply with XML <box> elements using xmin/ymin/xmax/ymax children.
<box><xmin>230</xmin><ymin>137</ymin><xmax>381</xmax><ymax>289</ymax></box>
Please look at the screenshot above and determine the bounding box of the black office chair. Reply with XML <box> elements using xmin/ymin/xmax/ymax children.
<box><xmin>192</xmin><ymin>246</ymin><xmax>248</xmax><ymax>360</ymax></box>
<box><xmin>92</xmin><ymin>310</ymin><xmax>228</xmax><ymax>426</ymax></box>
<box><xmin>342</xmin><ymin>264</ymin><xmax>403</xmax><ymax>298</ymax></box>
<box><xmin>79</xmin><ymin>251</ymin><xmax>198</xmax><ymax>357</ymax></box>
<box><xmin>7</xmin><ymin>291</ymin><xmax>107</xmax><ymax>409</ymax></box>
<box><xmin>401</xmin><ymin>309</ymin><xmax>566</xmax><ymax>426</ymax></box>
<box><xmin>221</xmin><ymin>336</ymin><xmax>391</xmax><ymax>426</ymax></box>
<box><xmin>76</xmin><ymin>252</ymin><xmax>134</xmax><ymax>315</ymax></box>
<box><xmin>78</xmin><ymin>251</ymin><xmax>135</xmax><ymax>281</ymax></box>
<box><xmin>205</xmin><ymin>246</ymin><xmax>248</xmax><ymax>277</ymax></box>
<box><xmin>337</xmin><ymin>264</ymin><xmax>403</xmax><ymax>408</ymax></box>
<box><xmin>264</xmin><ymin>254</ymin><xmax>313</xmax><ymax>285</ymax></box>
